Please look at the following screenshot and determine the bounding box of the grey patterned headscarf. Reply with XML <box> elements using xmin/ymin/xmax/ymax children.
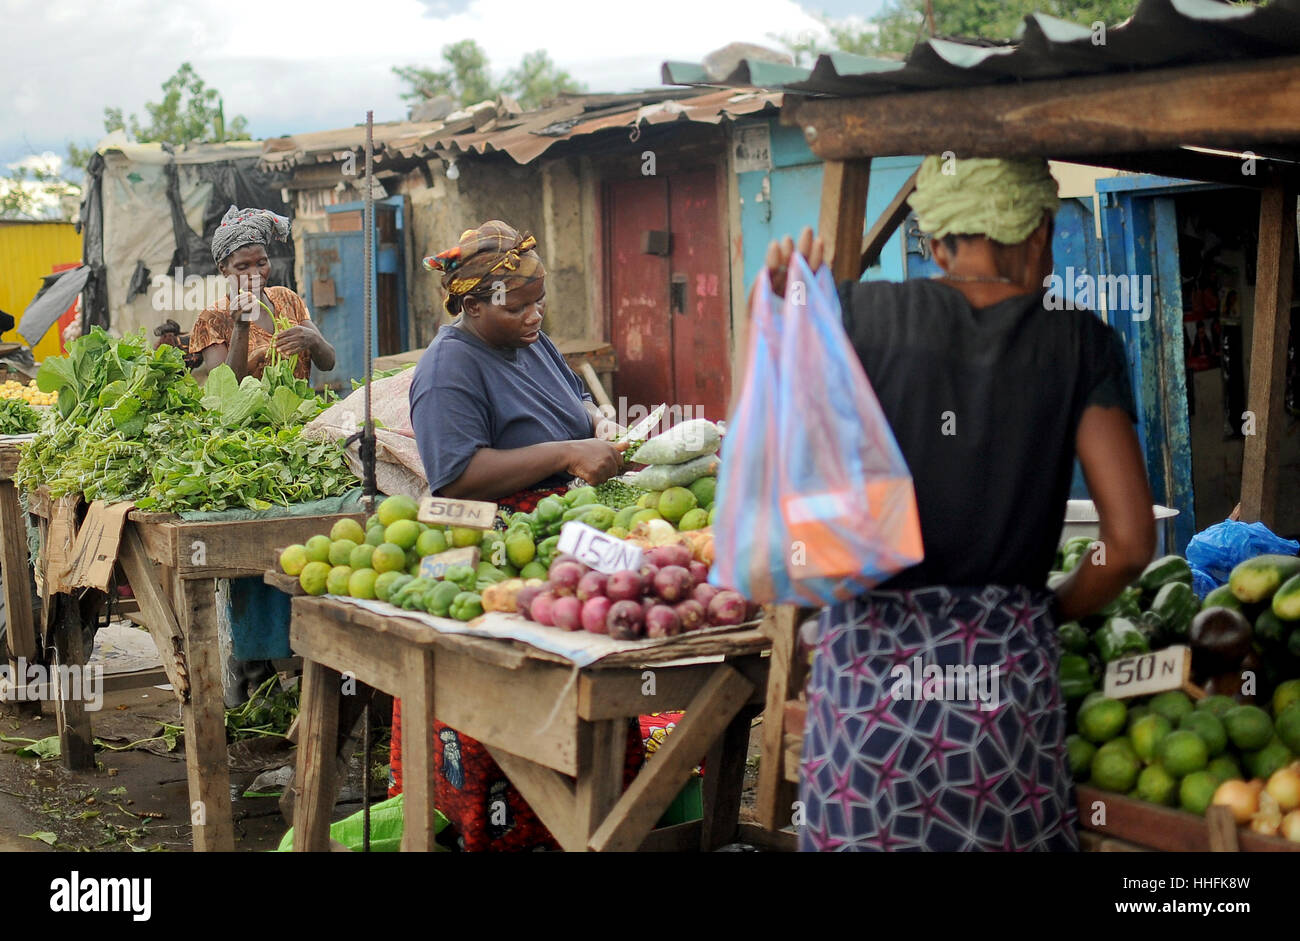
<box><xmin>210</xmin><ymin>205</ymin><xmax>290</xmax><ymax>266</ymax></box>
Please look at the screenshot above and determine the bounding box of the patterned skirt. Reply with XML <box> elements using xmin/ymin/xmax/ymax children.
<box><xmin>798</xmin><ymin>585</ymin><xmax>1078</xmax><ymax>852</ymax></box>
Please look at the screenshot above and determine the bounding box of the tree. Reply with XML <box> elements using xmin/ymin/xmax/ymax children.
<box><xmin>507</xmin><ymin>51</ymin><xmax>585</xmax><ymax>110</ymax></box>
<box><xmin>103</xmin><ymin>63</ymin><xmax>250</xmax><ymax>146</ymax></box>
<box><xmin>0</xmin><ymin>153</ymin><xmax>81</xmax><ymax>221</ymax></box>
<box><xmin>394</xmin><ymin>41</ymin><xmax>586</xmax><ymax>111</ymax></box>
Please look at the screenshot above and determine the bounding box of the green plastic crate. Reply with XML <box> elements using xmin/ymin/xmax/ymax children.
<box><xmin>656</xmin><ymin>775</ymin><xmax>703</xmax><ymax>827</ymax></box>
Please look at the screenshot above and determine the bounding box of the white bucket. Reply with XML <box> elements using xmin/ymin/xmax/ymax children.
<box><xmin>1059</xmin><ymin>500</ymin><xmax>1180</xmax><ymax>559</ymax></box>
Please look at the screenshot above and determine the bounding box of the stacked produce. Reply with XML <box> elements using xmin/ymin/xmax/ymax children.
<box><xmin>0</xmin><ymin>378</ymin><xmax>56</xmax><ymax>406</ymax></box>
<box><xmin>1067</xmin><ymin>682</ymin><xmax>1300</xmax><ymax>841</ymax></box>
<box><xmin>15</xmin><ymin>329</ymin><xmax>354</xmax><ymax>512</ymax></box>
<box><xmin>0</xmin><ymin>398</ymin><xmax>41</xmax><ymax>435</ymax></box>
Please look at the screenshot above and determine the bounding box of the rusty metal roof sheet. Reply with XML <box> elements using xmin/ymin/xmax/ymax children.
<box><xmin>260</xmin><ymin>88</ymin><xmax>779</xmax><ymax>170</ymax></box>
<box><xmin>661</xmin><ymin>0</ymin><xmax>1300</xmax><ymax>97</ymax></box>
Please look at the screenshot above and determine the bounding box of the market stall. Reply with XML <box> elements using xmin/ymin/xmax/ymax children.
<box><xmin>0</xmin><ymin>434</ymin><xmax>39</xmax><ymax>711</ymax></box>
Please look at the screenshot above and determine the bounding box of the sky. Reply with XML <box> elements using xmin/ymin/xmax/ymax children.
<box><xmin>1</xmin><ymin>0</ymin><xmax>889</xmax><ymax>181</ymax></box>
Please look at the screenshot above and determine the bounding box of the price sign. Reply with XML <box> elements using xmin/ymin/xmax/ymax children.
<box><xmin>418</xmin><ymin>496</ymin><xmax>498</xmax><ymax>530</ymax></box>
<box><xmin>1103</xmin><ymin>644</ymin><xmax>1201</xmax><ymax>700</ymax></box>
<box><xmin>556</xmin><ymin>522</ymin><xmax>642</xmax><ymax>575</ymax></box>
<box><xmin>418</xmin><ymin>546</ymin><xmax>480</xmax><ymax>580</ymax></box>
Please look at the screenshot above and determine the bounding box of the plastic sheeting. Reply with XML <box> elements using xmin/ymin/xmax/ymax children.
<box><xmin>17</xmin><ymin>264</ymin><xmax>90</xmax><ymax>347</ymax></box>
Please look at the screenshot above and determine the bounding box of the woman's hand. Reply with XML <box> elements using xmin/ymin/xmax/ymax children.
<box><xmin>227</xmin><ymin>274</ymin><xmax>263</xmax><ymax>322</ymax></box>
<box><xmin>764</xmin><ymin>226</ymin><xmax>826</xmax><ymax>299</ymax></box>
<box><xmin>565</xmin><ymin>438</ymin><xmax>628</xmax><ymax>485</ymax></box>
<box><xmin>273</xmin><ymin>320</ymin><xmax>326</xmax><ymax>357</ymax></box>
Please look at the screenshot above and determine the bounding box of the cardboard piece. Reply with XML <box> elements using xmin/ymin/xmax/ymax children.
<box><xmin>418</xmin><ymin>496</ymin><xmax>498</xmax><ymax>530</ymax></box>
<box><xmin>1103</xmin><ymin>644</ymin><xmax>1202</xmax><ymax>700</ymax></box>
<box><xmin>557</xmin><ymin>521</ymin><xmax>643</xmax><ymax>575</ymax></box>
<box><xmin>67</xmin><ymin>501</ymin><xmax>135</xmax><ymax>592</ymax></box>
<box><xmin>44</xmin><ymin>495</ymin><xmax>82</xmax><ymax>595</ymax></box>
<box><xmin>418</xmin><ymin>546</ymin><xmax>481</xmax><ymax>580</ymax></box>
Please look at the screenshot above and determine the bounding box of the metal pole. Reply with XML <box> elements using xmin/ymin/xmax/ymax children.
<box><xmin>361</xmin><ymin>109</ymin><xmax>376</xmax><ymax>852</ymax></box>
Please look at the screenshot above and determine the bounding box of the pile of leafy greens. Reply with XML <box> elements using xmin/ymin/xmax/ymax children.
<box><xmin>16</xmin><ymin>329</ymin><xmax>356</xmax><ymax>512</ymax></box>
<box><xmin>0</xmin><ymin>399</ymin><xmax>41</xmax><ymax>436</ymax></box>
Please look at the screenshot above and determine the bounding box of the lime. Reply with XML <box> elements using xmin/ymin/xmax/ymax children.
<box><xmin>1103</xmin><ymin>736</ymin><xmax>1139</xmax><ymax>763</ymax></box>
<box><xmin>330</xmin><ymin>518</ymin><xmax>366</xmax><ymax>544</ymax></box>
<box><xmin>1273</xmin><ymin>680</ymin><xmax>1300</xmax><ymax>720</ymax></box>
<box><xmin>658</xmin><ymin>487</ymin><xmax>698</xmax><ymax>523</ymax></box>
<box><xmin>450</xmin><ymin>527</ymin><xmax>482</xmax><ymax>548</ymax></box>
<box><xmin>325</xmin><ymin>565</ymin><xmax>353</xmax><ymax>596</ymax></box>
<box><xmin>299</xmin><ymin>561</ymin><xmax>330</xmax><ymax>596</ymax></box>
<box><xmin>1125</xmin><ymin>704</ymin><xmax>1151</xmax><ymax>731</ymax></box>
<box><xmin>348</xmin><ymin>568</ymin><xmax>379</xmax><ymax>600</ymax></box>
<box><xmin>279</xmin><ymin>544</ymin><xmax>309</xmax><ymax>576</ymax></box>
<box><xmin>1179</xmin><ymin>711</ymin><xmax>1227</xmax><ymax>757</ymax></box>
<box><xmin>1158</xmin><ymin>730</ymin><xmax>1209</xmax><ymax>778</ymax></box>
<box><xmin>1277</xmin><ymin>703</ymin><xmax>1300</xmax><ymax>753</ymax></box>
<box><xmin>304</xmin><ymin>534</ymin><xmax>333</xmax><ymax>564</ymax></box>
<box><xmin>1080</xmin><ymin>690</ymin><xmax>1106</xmax><ymax>710</ymax></box>
<box><xmin>1129</xmin><ymin>713</ymin><xmax>1173</xmax><ymax>764</ymax></box>
<box><xmin>1091</xmin><ymin>742</ymin><xmax>1140</xmax><ymax>792</ymax></box>
<box><xmin>636</xmin><ymin>492</ymin><xmax>660</xmax><ymax>510</ymax></box>
<box><xmin>1065</xmin><ymin>734</ymin><xmax>1096</xmax><ymax>780</ymax></box>
<box><xmin>678</xmin><ymin>508</ymin><xmax>709</xmax><ymax>531</ymax></box>
<box><xmin>688</xmin><ymin>475</ymin><xmax>716</xmax><ymax>509</ymax></box>
<box><xmin>1137</xmin><ymin>763</ymin><xmax>1178</xmax><ymax>806</ymax></box>
<box><xmin>630</xmin><ymin>508</ymin><xmax>663</xmax><ymax>527</ymax></box>
<box><xmin>385</xmin><ymin>519</ymin><xmax>421</xmax><ymax>551</ymax></box>
<box><xmin>365</xmin><ymin>513</ymin><xmax>379</xmax><ymax>531</ymax></box>
<box><xmin>328</xmin><ymin>539</ymin><xmax>357</xmax><ymax>566</ymax></box>
<box><xmin>520</xmin><ymin>561</ymin><xmax>548</xmax><ymax>580</ymax></box>
<box><xmin>374</xmin><ymin>570</ymin><xmax>405</xmax><ymax>602</ymax></box>
<box><xmin>377</xmin><ymin>494</ymin><xmax>419</xmax><ymax>528</ymax></box>
<box><xmin>708</xmin><ymin>506</ymin><xmax>717</xmax><ymax>526</ymax></box>
<box><xmin>1206</xmin><ymin>755</ymin><xmax>1242</xmax><ymax>783</ymax></box>
<box><xmin>1077</xmin><ymin>697</ymin><xmax>1127</xmax><ymax>744</ymax></box>
<box><xmin>1242</xmin><ymin>738</ymin><xmax>1293</xmax><ymax>780</ymax></box>
<box><xmin>371</xmin><ymin>543</ymin><xmax>407</xmax><ymax>575</ymax></box>
<box><xmin>608</xmin><ymin>526</ymin><xmax>629</xmax><ymax>539</ymax></box>
<box><xmin>1196</xmin><ymin>695</ymin><xmax>1237</xmax><ymax>719</ymax></box>
<box><xmin>416</xmin><ymin>528</ymin><xmax>448</xmax><ymax>558</ymax></box>
<box><xmin>349</xmin><ymin>543</ymin><xmax>376</xmax><ymax>571</ymax></box>
<box><xmin>1179</xmin><ymin>770</ymin><xmax>1220</xmax><ymax>815</ymax></box>
<box><xmin>1148</xmin><ymin>690</ymin><xmax>1194</xmax><ymax>725</ymax></box>
<box><xmin>1223</xmin><ymin>704</ymin><xmax>1273</xmax><ymax>751</ymax></box>
<box><xmin>365</xmin><ymin>526</ymin><xmax>386</xmax><ymax>547</ymax></box>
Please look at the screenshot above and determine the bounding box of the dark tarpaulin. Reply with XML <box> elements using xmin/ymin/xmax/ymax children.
<box><xmin>18</xmin><ymin>264</ymin><xmax>90</xmax><ymax>347</ymax></box>
<box><xmin>77</xmin><ymin>151</ymin><xmax>109</xmax><ymax>334</ymax></box>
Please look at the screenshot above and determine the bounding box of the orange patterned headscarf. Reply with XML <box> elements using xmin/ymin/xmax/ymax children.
<box><xmin>423</xmin><ymin>220</ymin><xmax>546</xmax><ymax>315</ymax></box>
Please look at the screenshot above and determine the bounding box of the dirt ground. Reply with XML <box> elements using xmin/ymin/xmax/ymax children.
<box><xmin>0</xmin><ymin>686</ymin><xmax>766</xmax><ymax>853</ymax></box>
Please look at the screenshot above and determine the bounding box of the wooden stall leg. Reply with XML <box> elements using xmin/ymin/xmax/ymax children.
<box><xmin>755</xmin><ymin>605</ymin><xmax>800</xmax><ymax>832</ymax></box>
<box><xmin>573</xmin><ymin>718</ymin><xmax>628</xmax><ymax>850</ymax></box>
<box><xmin>819</xmin><ymin>158</ymin><xmax>872</xmax><ymax>283</ymax></box>
<box><xmin>0</xmin><ymin>481</ymin><xmax>39</xmax><ymax>715</ymax></box>
<box><xmin>400</xmin><ymin>649</ymin><xmax>438</xmax><ymax>852</ymax></box>
<box><xmin>292</xmin><ymin>659</ymin><xmax>342</xmax><ymax>851</ymax></box>
<box><xmin>52</xmin><ymin>596</ymin><xmax>94</xmax><ymax>770</ymax></box>
<box><xmin>700</xmin><ymin>704</ymin><xmax>760</xmax><ymax>851</ymax></box>
<box><xmin>177</xmin><ymin>578</ymin><xmax>235</xmax><ymax>852</ymax></box>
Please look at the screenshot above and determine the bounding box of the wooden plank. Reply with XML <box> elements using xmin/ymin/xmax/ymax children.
<box><xmin>117</xmin><ymin>526</ymin><xmax>189</xmax><ymax>700</ymax></box>
<box><xmin>577</xmin><ymin>655</ymin><xmax>768</xmax><ymax>720</ymax></box>
<box><xmin>176</xmin><ymin>578</ymin><xmax>234</xmax><ymax>852</ymax></box>
<box><xmin>638</xmin><ymin>819</ymin><xmax>703</xmax><ymax>852</ymax></box>
<box><xmin>485</xmin><ymin>746</ymin><xmax>580</xmax><ymax>851</ymax></box>
<box><xmin>788</xmin><ymin>55</ymin><xmax>1300</xmax><ymax>162</ymax></box>
<box><xmin>130</xmin><ymin>520</ymin><xmax>175</xmax><ymax>569</ymax></box>
<box><xmin>589</xmin><ymin>665</ymin><xmax>754</xmax><ymax>852</ymax></box>
<box><xmin>289</xmin><ymin>607</ymin><xmax>413</xmax><ymax>694</ymax></box>
<box><xmin>755</xmin><ymin>605</ymin><xmax>799</xmax><ymax>831</ymax></box>
<box><xmin>699</xmin><ymin>704</ymin><xmax>758</xmax><ymax>850</ymax></box>
<box><xmin>818</xmin><ymin>159</ymin><xmax>871</xmax><ymax>284</ymax></box>
<box><xmin>1077</xmin><ymin>786</ymin><xmax>1300</xmax><ymax>852</ymax></box>
<box><xmin>400</xmin><ymin>649</ymin><xmax>438</xmax><ymax>852</ymax></box>
<box><xmin>160</xmin><ymin>513</ymin><xmax>365</xmax><ymax>579</ymax></box>
<box><xmin>292</xmin><ymin>659</ymin><xmax>341</xmax><ymax>852</ymax></box>
<box><xmin>1239</xmin><ymin>178</ymin><xmax>1297</xmax><ymax>525</ymax></box>
<box><xmin>0</xmin><ymin>480</ymin><xmax>38</xmax><ymax>714</ymax></box>
<box><xmin>736</xmin><ymin>821</ymin><xmax>797</xmax><ymax>853</ymax></box>
<box><xmin>1206</xmin><ymin>806</ymin><xmax>1240</xmax><ymax>852</ymax></box>
<box><xmin>100</xmin><ymin>668</ymin><xmax>170</xmax><ymax>693</ymax></box>
<box><xmin>52</xmin><ymin>597</ymin><xmax>94</xmax><ymax>770</ymax></box>
<box><xmin>572</xmin><ymin>719</ymin><xmax>627</xmax><ymax>849</ymax></box>
<box><xmin>860</xmin><ymin>167</ymin><xmax>919</xmax><ymax>273</ymax></box>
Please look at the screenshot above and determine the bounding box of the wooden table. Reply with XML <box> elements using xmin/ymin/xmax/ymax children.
<box><xmin>0</xmin><ymin>438</ymin><xmax>39</xmax><ymax>715</ymax></box>
<box><xmin>26</xmin><ymin>490</ymin><xmax>363</xmax><ymax>851</ymax></box>
<box><xmin>284</xmin><ymin>593</ymin><xmax>770</xmax><ymax>852</ymax></box>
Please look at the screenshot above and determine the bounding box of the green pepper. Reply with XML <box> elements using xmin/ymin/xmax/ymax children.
<box><xmin>1095</xmin><ymin>616</ymin><xmax>1149</xmax><ymax>663</ymax></box>
<box><xmin>442</xmin><ymin>564</ymin><xmax>477</xmax><ymax>593</ymax></box>
<box><xmin>1059</xmin><ymin>653</ymin><xmax>1094</xmax><ymax>700</ymax></box>
<box><xmin>476</xmin><ymin>561</ymin><xmax>508</xmax><ymax>585</ymax></box>
<box><xmin>537</xmin><ymin>535</ymin><xmax>561</xmax><ymax>568</ymax></box>
<box><xmin>428</xmin><ymin>580</ymin><xmax>462</xmax><ymax>618</ymax></box>
<box><xmin>394</xmin><ymin>577</ymin><xmax>436</xmax><ymax>610</ymax></box>
<box><xmin>1150</xmin><ymin>581</ymin><xmax>1199</xmax><ymax>639</ymax></box>
<box><xmin>1098</xmin><ymin>587</ymin><xmax>1142</xmax><ymax>622</ymax></box>
<box><xmin>509</xmin><ymin>511</ymin><xmax>535</xmax><ymax>530</ymax></box>
<box><xmin>1057</xmin><ymin>621</ymin><xmax>1090</xmax><ymax>655</ymax></box>
<box><xmin>565</xmin><ymin>485</ymin><xmax>597</xmax><ymax>508</ymax></box>
<box><xmin>1137</xmin><ymin>609</ymin><xmax>1167</xmax><ymax>647</ymax></box>
<box><xmin>450</xmin><ymin>591</ymin><xmax>484</xmax><ymax>621</ymax></box>
<box><xmin>536</xmin><ymin>495</ymin><xmax>566</xmax><ymax>524</ymax></box>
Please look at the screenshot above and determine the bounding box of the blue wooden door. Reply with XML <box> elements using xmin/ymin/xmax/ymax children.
<box><xmin>302</xmin><ymin>228</ymin><xmax>367</xmax><ymax>390</ymax></box>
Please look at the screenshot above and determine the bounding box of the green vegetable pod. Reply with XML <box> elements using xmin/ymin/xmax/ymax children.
<box><xmin>450</xmin><ymin>591</ymin><xmax>484</xmax><ymax>621</ymax></box>
<box><xmin>1057</xmin><ymin>621</ymin><xmax>1090</xmax><ymax>656</ymax></box>
<box><xmin>1150</xmin><ymin>581</ymin><xmax>1199</xmax><ymax>639</ymax></box>
<box><xmin>1095</xmin><ymin>616</ymin><xmax>1150</xmax><ymax>663</ymax></box>
<box><xmin>428</xmin><ymin>580</ymin><xmax>462</xmax><ymax>618</ymax></box>
<box><xmin>1273</xmin><ymin>572</ymin><xmax>1300</xmax><ymax>621</ymax></box>
<box><xmin>1228</xmin><ymin>554</ymin><xmax>1300</xmax><ymax>604</ymax></box>
<box><xmin>1059</xmin><ymin>653</ymin><xmax>1095</xmax><ymax>700</ymax></box>
<box><xmin>1138</xmin><ymin>554</ymin><xmax>1193</xmax><ymax>593</ymax></box>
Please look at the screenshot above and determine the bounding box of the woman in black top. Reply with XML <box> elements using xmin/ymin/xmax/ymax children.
<box><xmin>759</xmin><ymin>157</ymin><xmax>1154</xmax><ymax>851</ymax></box>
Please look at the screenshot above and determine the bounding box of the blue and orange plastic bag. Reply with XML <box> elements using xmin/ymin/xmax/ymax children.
<box><xmin>710</xmin><ymin>255</ymin><xmax>923</xmax><ymax>604</ymax></box>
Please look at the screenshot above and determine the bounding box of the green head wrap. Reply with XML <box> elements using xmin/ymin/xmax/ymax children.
<box><xmin>908</xmin><ymin>156</ymin><xmax>1060</xmax><ymax>245</ymax></box>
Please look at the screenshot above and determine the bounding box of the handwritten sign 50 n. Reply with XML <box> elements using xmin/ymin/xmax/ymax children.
<box><xmin>1103</xmin><ymin>644</ymin><xmax>1201</xmax><ymax>700</ymax></box>
<box><xmin>556</xmin><ymin>522</ymin><xmax>642</xmax><ymax>575</ymax></box>
<box><xmin>418</xmin><ymin>496</ymin><xmax>498</xmax><ymax>530</ymax></box>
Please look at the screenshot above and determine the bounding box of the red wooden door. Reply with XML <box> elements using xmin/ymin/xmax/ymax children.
<box><xmin>606</xmin><ymin>177</ymin><xmax>672</xmax><ymax>410</ymax></box>
<box><xmin>668</xmin><ymin>168</ymin><xmax>729</xmax><ymax>422</ymax></box>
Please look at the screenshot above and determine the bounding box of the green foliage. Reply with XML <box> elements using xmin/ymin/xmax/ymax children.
<box><xmin>506</xmin><ymin>50</ymin><xmax>585</xmax><ymax>110</ymax></box>
<box><xmin>394</xmin><ymin>40</ymin><xmax>585</xmax><ymax>111</ymax></box>
<box><xmin>102</xmin><ymin>63</ymin><xmax>250</xmax><ymax>146</ymax></box>
<box><xmin>0</xmin><ymin>399</ymin><xmax>41</xmax><ymax>435</ymax></box>
<box><xmin>0</xmin><ymin>153</ymin><xmax>81</xmax><ymax>221</ymax></box>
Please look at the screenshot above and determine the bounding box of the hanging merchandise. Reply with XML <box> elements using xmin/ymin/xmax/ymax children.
<box><xmin>710</xmin><ymin>255</ymin><xmax>923</xmax><ymax>604</ymax></box>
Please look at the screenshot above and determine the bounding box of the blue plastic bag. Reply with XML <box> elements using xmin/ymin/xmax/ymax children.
<box><xmin>711</xmin><ymin>256</ymin><xmax>923</xmax><ymax>604</ymax></box>
<box><xmin>1186</xmin><ymin>519</ymin><xmax>1299</xmax><ymax>596</ymax></box>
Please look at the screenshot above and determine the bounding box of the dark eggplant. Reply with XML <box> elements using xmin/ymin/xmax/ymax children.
<box><xmin>1188</xmin><ymin>606</ymin><xmax>1253</xmax><ymax>676</ymax></box>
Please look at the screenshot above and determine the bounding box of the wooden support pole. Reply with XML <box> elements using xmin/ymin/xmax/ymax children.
<box><xmin>860</xmin><ymin>167</ymin><xmax>920</xmax><ymax>273</ymax></box>
<box><xmin>0</xmin><ymin>481</ymin><xmax>39</xmax><ymax>715</ymax></box>
<box><xmin>1240</xmin><ymin>177</ymin><xmax>1297</xmax><ymax>524</ymax></box>
<box><xmin>818</xmin><ymin>159</ymin><xmax>872</xmax><ymax>284</ymax></box>
<box><xmin>292</xmin><ymin>659</ymin><xmax>341</xmax><ymax>852</ymax></box>
<box><xmin>755</xmin><ymin>605</ymin><xmax>800</xmax><ymax>832</ymax></box>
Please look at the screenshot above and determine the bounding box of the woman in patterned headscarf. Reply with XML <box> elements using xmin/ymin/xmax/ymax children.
<box><xmin>190</xmin><ymin>205</ymin><xmax>336</xmax><ymax>383</ymax></box>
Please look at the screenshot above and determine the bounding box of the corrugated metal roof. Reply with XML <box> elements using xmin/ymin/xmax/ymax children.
<box><xmin>260</xmin><ymin>88</ymin><xmax>779</xmax><ymax>170</ymax></box>
<box><xmin>662</xmin><ymin>0</ymin><xmax>1300</xmax><ymax>97</ymax></box>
